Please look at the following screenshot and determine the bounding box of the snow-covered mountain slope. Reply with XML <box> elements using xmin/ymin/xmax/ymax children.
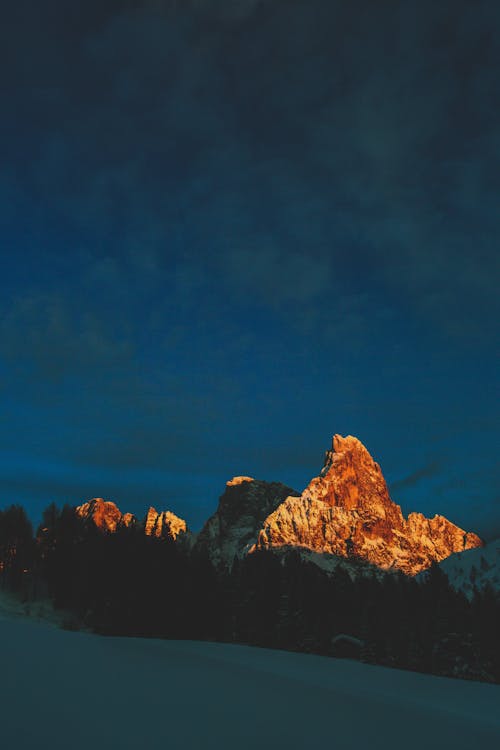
<box><xmin>270</xmin><ymin>545</ymin><xmax>392</xmax><ymax>580</ymax></box>
<box><xmin>1</xmin><ymin>616</ymin><xmax>499</xmax><ymax>749</ymax></box>
<box><xmin>437</xmin><ymin>539</ymin><xmax>500</xmax><ymax>599</ymax></box>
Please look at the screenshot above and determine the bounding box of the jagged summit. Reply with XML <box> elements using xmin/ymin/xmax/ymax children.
<box><xmin>322</xmin><ymin>434</ymin><xmax>381</xmax><ymax>475</ymax></box>
<box><xmin>315</xmin><ymin>434</ymin><xmax>390</xmax><ymax>514</ymax></box>
<box><xmin>331</xmin><ymin>433</ymin><xmax>372</xmax><ymax>456</ymax></box>
<box><xmin>74</xmin><ymin>434</ymin><xmax>483</xmax><ymax>576</ymax></box>
<box><xmin>76</xmin><ymin>498</ymin><xmax>188</xmax><ymax>541</ymax></box>
<box><xmin>194</xmin><ymin>477</ymin><xmax>299</xmax><ymax>568</ymax></box>
<box><xmin>76</xmin><ymin>498</ymin><xmax>127</xmax><ymax>532</ymax></box>
<box><xmin>256</xmin><ymin>434</ymin><xmax>483</xmax><ymax>575</ymax></box>
<box><xmin>144</xmin><ymin>507</ymin><xmax>187</xmax><ymax>540</ymax></box>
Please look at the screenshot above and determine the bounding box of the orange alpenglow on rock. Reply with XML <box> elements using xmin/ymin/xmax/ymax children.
<box><xmin>121</xmin><ymin>513</ymin><xmax>135</xmax><ymax>528</ymax></box>
<box><xmin>76</xmin><ymin>498</ymin><xmax>187</xmax><ymax>540</ymax></box>
<box><xmin>226</xmin><ymin>476</ymin><xmax>255</xmax><ymax>487</ymax></box>
<box><xmin>254</xmin><ymin>434</ymin><xmax>483</xmax><ymax>576</ymax></box>
<box><xmin>144</xmin><ymin>507</ymin><xmax>187</xmax><ymax>540</ymax></box>
<box><xmin>75</xmin><ymin>435</ymin><xmax>482</xmax><ymax>576</ymax></box>
<box><xmin>76</xmin><ymin>498</ymin><xmax>124</xmax><ymax>533</ymax></box>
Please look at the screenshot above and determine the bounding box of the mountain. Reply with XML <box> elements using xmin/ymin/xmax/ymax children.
<box><xmin>1</xmin><ymin>441</ymin><xmax>497</xmax><ymax>686</ymax></box>
<box><xmin>194</xmin><ymin>476</ymin><xmax>299</xmax><ymax>567</ymax></box>
<box><xmin>76</xmin><ymin>498</ymin><xmax>134</xmax><ymax>532</ymax></box>
<box><xmin>76</xmin><ymin>498</ymin><xmax>189</xmax><ymax>542</ymax></box>
<box><xmin>67</xmin><ymin>435</ymin><xmax>484</xmax><ymax>575</ymax></box>
<box><xmin>253</xmin><ymin>435</ymin><xmax>482</xmax><ymax>575</ymax></box>
<box><xmin>435</xmin><ymin>538</ymin><xmax>500</xmax><ymax>599</ymax></box>
<box><xmin>144</xmin><ymin>507</ymin><xmax>188</xmax><ymax>540</ymax></box>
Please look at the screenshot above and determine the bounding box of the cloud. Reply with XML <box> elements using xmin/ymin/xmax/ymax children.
<box><xmin>390</xmin><ymin>460</ymin><xmax>443</xmax><ymax>494</ymax></box>
<box><xmin>2</xmin><ymin>0</ymin><xmax>498</xmax><ymax>346</ymax></box>
<box><xmin>189</xmin><ymin>1</ymin><xmax>491</xmax><ymax>339</ymax></box>
<box><xmin>0</xmin><ymin>293</ymin><xmax>134</xmax><ymax>382</ymax></box>
<box><xmin>0</xmin><ymin>0</ymin><xmax>498</xmax><ymax>534</ymax></box>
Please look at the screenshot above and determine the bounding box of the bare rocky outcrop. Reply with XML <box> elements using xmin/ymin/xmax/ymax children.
<box><xmin>75</xmin><ymin>498</ymin><xmax>189</xmax><ymax>542</ymax></box>
<box><xmin>74</xmin><ymin>435</ymin><xmax>483</xmax><ymax>576</ymax></box>
<box><xmin>76</xmin><ymin>498</ymin><xmax>127</xmax><ymax>533</ymax></box>
<box><xmin>253</xmin><ymin>435</ymin><xmax>482</xmax><ymax>576</ymax></box>
<box><xmin>144</xmin><ymin>507</ymin><xmax>188</xmax><ymax>540</ymax></box>
<box><xmin>194</xmin><ymin>476</ymin><xmax>299</xmax><ymax>568</ymax></box>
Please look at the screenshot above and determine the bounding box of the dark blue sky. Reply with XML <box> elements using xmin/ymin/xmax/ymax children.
<box><xmin>1</xmin><ymin>0</ymin><xmax>498</xmax><ymax>538</ymax></box>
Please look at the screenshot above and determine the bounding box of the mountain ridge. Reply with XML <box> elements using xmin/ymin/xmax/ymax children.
<box><xmin>74</xmin><ymin>434</ymin><xmax>483</xmax><ymax>577</ymax></box>
<box><xmin>76</xmin><ymin>498</ymin><xmax>189</xmax><ymax>542</ymax></box>
<box><xmin>252</xmin><ymin>435</ymin><xmax>482</xmax><ymax>575</ymax></box>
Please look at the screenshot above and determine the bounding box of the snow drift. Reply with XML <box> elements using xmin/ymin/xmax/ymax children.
<box><xmin>1</xmin><ymin>613</ymin><xmax>499</xmax><ymax>749</ymax></box>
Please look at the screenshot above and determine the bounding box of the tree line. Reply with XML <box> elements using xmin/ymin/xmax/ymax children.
<box><xmin>0</xmin><ymin>503</ymin><xmax>498</xmax><ymax>683</ymax></box>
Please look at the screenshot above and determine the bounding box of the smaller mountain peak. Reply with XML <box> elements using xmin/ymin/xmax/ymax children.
<box><xmin>121</xmin><ymin>512</ymin><xmax>135</xmax><ymax>528</ymax></box>
<box><xmin>144</xmin><ymin>507</ymin><xmax>187</xmax><ymax>539</ymax></box>
<box><xmin>76</xmin><ymin>498</ymin><xmax>123</xmax><ymax>532</ymax></box>
<box><xmin>226</xmin><ymin>476</ymin><xmax>255</xmax><ymax>487</ymax></box>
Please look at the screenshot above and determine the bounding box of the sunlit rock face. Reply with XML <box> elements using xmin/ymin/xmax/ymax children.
<box><xmin>194</xmin><ymin>476</ymin><xmax>299</xmax><ymax>568</ymax></box>
<box><xmin>121</xmin><ymin>512</ymin><xmax>136</xmax><ymax>528</ymax></box>
<box><xmin>76</xmin><ymin>499</ymin><xmax>188</xmax><ymax>542</ymax></box>
<box><xmin>74</xmin><ymin>435</ymin><xmax>482</xmax><ymax>575</ymax></box>
<box><xmin>144</xmin><ymin>507</ymin><xmax>187</xmax><ymax>540</ymax></box>
<box><xmin>254</xmin><ymin>435</ymin><xmax>483</xmax><ymax>576</ymax></box>
<box><xmin>76</xmin><ymin>498</ymin><xmax>124</xmax><ymax>533</ymax></box>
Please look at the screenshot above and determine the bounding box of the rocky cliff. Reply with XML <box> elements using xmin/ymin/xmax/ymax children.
<box><xmin>194</xmin><ymin>476</ymin><xmax>299</xmax><ymax>568</ymax></box>
<box><xmin>76</xmin><ymin>498</ymin><xmax>188</xmax><ymax>542</ymax></box>
<box><xmin>74</xmin><ymin>435</ymin><xmax>483</xmax><ymax>576</ymax></box>
<box><xmin>253</xmin><ymin>435</ymin><xmax>483</xmax><ymax>575</ymax></box>
<box><xmin>144</xmin><ymin>507</ymin><xmax>188</xmax><ymax>540</ymax></box>
<box><xmin>76</xmin><ymin>498</ymin><xmax>132</xmax><ymax>533</ymax></box>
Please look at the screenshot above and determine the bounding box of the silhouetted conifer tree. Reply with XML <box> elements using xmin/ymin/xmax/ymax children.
<box><xmin>0</xmin><ymin>505</ymin><xmax>34</xmax><ymax>594</ymax></box>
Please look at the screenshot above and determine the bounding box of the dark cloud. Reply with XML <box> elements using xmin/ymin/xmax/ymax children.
<box><xmin>2</xmin><ymin>0</ymin><xmax>498</xmax><ymax>339</ymax></box>
<box><xmin>0</xmin><ymin>0</ymin><xmax>498</xmax><ymax>533</ymax></box>
<box><xmin>390</xmin><ymin>460</ymin><xmax>443</xmax><ymax>494</ymax></box>
<box><xmin>0</xmin><ymin>293</ymin><xmax>134</xmax><ymax>381</ymax></box>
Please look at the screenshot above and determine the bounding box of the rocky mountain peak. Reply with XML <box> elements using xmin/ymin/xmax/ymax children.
<box><xmin>312</xmin><ymin>434</ymin><xmax>393</xmax><ymax>517</ymax></box>
<box><xmin>74</xmin><ymin>433</ymin><xmax>483</xmax><ymax>577</ymax></box>
<box><xmin>255</xmin><ymin>434</ymin><xmax>483</xmax><ymax>575</ymax></box>
<box><xmin>75</xmin><ymin>499</ymin><xmax>188</xmax><ymax>541</ymax></box>
<box><xmin>194</xmin><ymin>477</ymin><xmax>300</xmax><ymax>568</ymax></box>
<box><xmin>332</xmin><ymin>433</ymin><xmax>373</xmax><ymax>459</ymax></box>
<box><xmin>76</xmin><ymin>498</ymin><xmax>124</xmax><ymax>533</ymax></box>
<box><xmin>144</xmin><ymin>507</ymin><xmax>188</xmax><ymax>540</ymax></box>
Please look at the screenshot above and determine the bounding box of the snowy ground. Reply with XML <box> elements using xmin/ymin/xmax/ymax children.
<box><xmin>1</xmin><ymin>611</ymin><xmax>499</xmax><ymax>749</ymax></box>
<box><xmin>0</xmin><ymin>587</ymin><xmax>73</xmax><ymax>627</ymax></box>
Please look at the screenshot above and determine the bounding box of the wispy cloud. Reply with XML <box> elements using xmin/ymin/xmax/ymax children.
<box><xmin>390</xmin><ymin>460</ymin><xmax>443</xmax><ymax>494</ymax></box>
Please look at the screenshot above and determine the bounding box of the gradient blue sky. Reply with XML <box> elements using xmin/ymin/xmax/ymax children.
<box><xmin>1</xmin><ymin>0</ymin><xmax>498</xmax><ymax>537</ymax></box>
